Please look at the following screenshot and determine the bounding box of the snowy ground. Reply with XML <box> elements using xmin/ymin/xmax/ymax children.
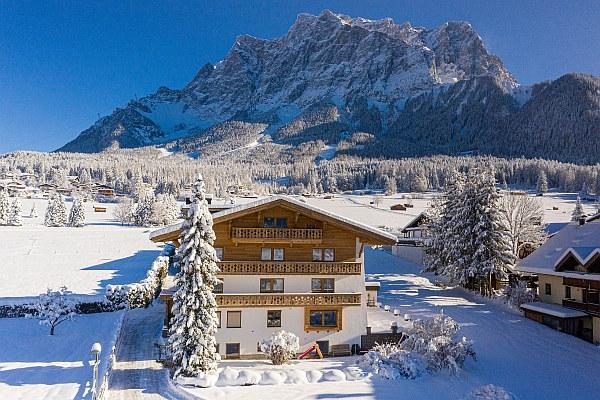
<box><xmin>182</xmin><ymin>247</ymin><xmax>600</xmax><ymax>400</ymax></box>
<box><xmin>0</xmin><ymin>198</ymin><xmax>162</xmax><ymax>300</ymax></box>
<box><xmin>0</xmin><ymin>311</ymin><xmax>123</xmax><ymax>400</ymax></box>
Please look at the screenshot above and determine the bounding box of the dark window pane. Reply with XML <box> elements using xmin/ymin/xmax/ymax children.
<box><xmin>324</xmin><ymin>249</ymin><xmax>335</xmax><ymax>261</ymax></box>
<box><xmin>311</xmin><ymin>279</ymin><xmax>322</xmax><ymax>292</ymax></box>
<box><xmin>264</xmin><ymin>218</ymin><xmax>275</xmax><ymax>227</ymax></box>
<box><xmin>310</xmin><ymin>311</ymin><xmax>323</xmax><ymax>326</ymax></box>
<box><xmin>272</xmin><ymin>279</ymin><xmax>284</xmax><ymax>292</ymax></box>
<box><xmin>214</xmin><ymin>280</ymin><xmax>223</xmax><ymax>293</ymax></box>
<box><xmin>276</xmin><ymin>218</ymin><xmax>287</xmax><ymax>228</ymax></box>
<box><xmin>323</xmin><ymin>279</ymin><xmax>334</xmax><ymax>292</ymax></box>
<box><xmin>267</xmin><ymin>310</ymin><xmax>281</xmax><ymax>327</ymax></box>
<box><xmin>323</xmin><ymin>311</ymin><xmax>337</xmax><ymax>326</ymax></box>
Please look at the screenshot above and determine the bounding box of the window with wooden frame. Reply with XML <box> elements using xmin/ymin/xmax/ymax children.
<box><xmin>261</xmin><ymin>247</ymin><xmax>272</xmax><ymax>260</ymax></box>
<box><xmin>225</xmin><ymin>343</ymin><xmax>240</xmax><ymax>359</ymax></box>
<box><xmin>276</xmin><ymin>218</ymin><xmax>288</xmax><ymax>228</ymax></box>
<box><xmin>215</xmin><ymin>247</ymin><xmax>223</xmax><ymax>260</ymax></box>
<box><xmin>565</xmin><ymin>285</ymin><xmax>571</xmax><ymax>299</ymax></box>
<box><xmin>304</xmin><ymin>307</ymin><xmax>341</xmax><ymax>331</ymax></box>
<box><xmin>216</xmin><ymin>311</ymin><xmax>221</xmax><ymax>328</ymax></box>
<box><xmin>263</xmin><ymin>217</ymin><xmax>275</xmax><ymax>228</ymax></box>
<box><xmin>260</xmin><ymin>278</ymin><xmax>284</xmax><ymax>293</ymax></box>
<box><xmin>312</xmin><ymin>248</ymin><xmax>334</xmax><ymax>262</ymax></box>
<box><xmin>311</xmin><ymin>278</ymin><xmax>335</xmax><ymax>293</ymax></box>
<box><xmin>227</xmin><ymin>311</ymin><xmax>242</xmax><ymax>328</ymax></box>
<box><xmin>545</xmin><ymin>283</ymin><xmax>552</xmax><ymax>295</ymax></box>
<box><xmin>267</xmin><ymin>310</ymin><xmax>282</xmax><ymax>327</ymax></box>
<box><xmin>273</xmin><ymin>248</ymin><xmax>284</xmax><ymax>261</ymax></box>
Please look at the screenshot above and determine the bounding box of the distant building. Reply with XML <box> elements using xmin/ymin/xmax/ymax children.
<box><xmin>517</xmin><ymin>215</ymin><xmax>600</xmax><ymax>344</ymax></box>
<box><xmin>391</xmin><ymin>212</ymin><xmax>429</xmax><ymax>265</ymax></box>
<box><xmin>390</xmin><ymin>204</ymin><xmax>406</xmax><ymax>211</ymax></box>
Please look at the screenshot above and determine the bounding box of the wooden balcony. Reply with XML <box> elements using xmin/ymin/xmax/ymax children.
<box><xmin>216</xmin><ymin>293</ymin><xmax>361</xmax><ymax>307</ymax></box>
<box><xmin>562</xmin><ymin>277</ymin><xmax>600</xmax><ymax>290</ymax></box>
<box><xmin>563</xmin><ymin>299</ymin><xmax>600</xmax><ymax>316</ymax></box>
<box><xmin>217</xmin><ymin>261</ymin><xmax>361</xmax><ymax>275</ymax></box>
<box><xmin>230</xmin><ymin>227</ymin><xmax>322</xmax><ymax>244</ymax></box>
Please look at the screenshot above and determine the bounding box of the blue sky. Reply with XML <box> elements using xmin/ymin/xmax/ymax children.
<box><xmin>1</xmin><ymin>0</ymin><xmax>599</xmax><ymax>153</ymax></box>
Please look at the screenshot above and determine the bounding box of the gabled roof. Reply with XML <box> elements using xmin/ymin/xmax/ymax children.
<box><xmin>401</xmin><ymin>212</ymin><xmax>428</xmax><ymax>233</ymax></box>
<box><xmin>517</xmin><ymin>220</ymin><xmax>600</xmax><ymax>280</ymax></box>
<box><xmin>150</xmin><ymin>195</ymin><xmax>397</xmax><ymax>245</ymax></box>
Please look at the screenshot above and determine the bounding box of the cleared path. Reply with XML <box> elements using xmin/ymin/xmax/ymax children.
<box><xmin>107</xmin><ymin>304</ymin><xmax>193</xmax><ymax>400</ymax></box>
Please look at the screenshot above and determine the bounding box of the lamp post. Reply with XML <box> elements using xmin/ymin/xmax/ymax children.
<box><xmin>90</xmin><ymin>342</ymin><xmax>102</xmax><ymax>400</ymax></box>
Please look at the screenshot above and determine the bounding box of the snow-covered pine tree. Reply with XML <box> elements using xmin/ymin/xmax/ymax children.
<box><xmin>571</xmin><ymin>195</ymin><xmax>584</xmax><ymax>222</ymax></box>
<box><xmin>44</xmin><ymin>194</ymin><xmax>68</xmax><ymax>227</ymax></box>
<box><xmin>169</xmin><ymin>174</ymin><xmax>220</xmax><ymax>377</ymax></box>
<box><xmin>68</xmin><ymin>197</ymin><xmax>86</xmax><ymax>227</ymax></box>
<box><xmin>132</xmin><ymin>190</ymin><xmax>155</xmax><ymax>227</ymax></box>
<box><xmin>151</xmin><ymin>193</ymin><xmax>180</xmax><ymax>225</ymax></box>
<box><xmin>30</xmin><ymin>201</ymin><xmax>38</xmax><ymax>218</ymax></box>
<box><xmin>8</xmin><ymin>198</ymin><xmax>23</xmax><ymax>226</ymax></box>
<box><xmin>0</xmin><ymin>188</ymin><xmax>9</xmax><ymax>225</ymax></box>
<box><xmin>536</xmin><ymin>170</ymin><xmax>548</xmax><ymax>195</ymax></box>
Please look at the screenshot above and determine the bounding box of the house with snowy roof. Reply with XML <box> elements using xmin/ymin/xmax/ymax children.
<box><xmin>149</xmin><ymin>196</ymin><xmax>397</xmax><ymax>359</ymax></box>
<box><xmin>516</xmin><ymin>215</ymin><xmax>600</xmax><ymax>344</ymax></box>
<box><xmin>391</xmin><ymin>211</ymin><xmax>429</xmax><ymax>265</ymax></box>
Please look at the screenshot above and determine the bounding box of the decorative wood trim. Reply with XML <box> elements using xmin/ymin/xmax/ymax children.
<box><xmin>217</xmin><ymin>261</ymin><xmax>362</xmax><ymax>275</ymax></box>
<box><xmin>216</xmin><ymin>293</ymin><xmax>360</xmax><ymax>308</ymax></box>
<box><xmin>231</xmin><ymin>227</ymin><xmax>323</xmax><ymax>243</ymax></box>
<box><xmin>304</xmin><ymin>306</ymin><xmax>343</xmax><ymax>332</ymax></box>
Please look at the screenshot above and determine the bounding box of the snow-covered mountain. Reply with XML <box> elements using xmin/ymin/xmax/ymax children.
<box><xmin>58</xmin><ymin>10</ymin><xmax>515</xmax><ymax>153</ymax></box>
<box><xmin>59</xmin><ymin>11</ymin><xmax>600</xmax><ymax>165</ymax></box>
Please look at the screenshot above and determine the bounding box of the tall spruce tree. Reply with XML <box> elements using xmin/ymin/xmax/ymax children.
<box><xmin>68</xmin><ymin>197</ymin><xmax>86</xmax><ymax>227</ymax></box>
<box><xmin>169</xmin><ymin>175</ymin><xmax>220</xmax><ymax>377</ymax></box>
<box><xmin>571</xmin><ymin>195</ymin><xmax>584</xmax><ymax>222</ymax></box>
<box><xmin>44</xmin><ymin>194</ymin><xmax>67</xmax><ymax>227</ymax></box>
<box><xmin>8</xmin><ymin>198</ymin><xmax>23</xmax><ymax>226</ymax></box>
<box><xmin>0</xmin><ymin>188</ymin><xmax>9</xmax><ymax>225</ymax></box>
<box><xmin>536</xmin><ymin>171</ymin><xmax>548</xmax><ymax>194</ymax></box>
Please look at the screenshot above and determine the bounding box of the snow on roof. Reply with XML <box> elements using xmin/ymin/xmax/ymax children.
<box><xmin>517</xmin><ymin>221</ymin><xmax>600</xmax><ymax>280</ymax></box>
<box><xmin>520</xmin><ymin>302</ymin><xmax>587</xmax><ymax>319</ymax></box>
<box><xmin>401</xmin><ymin>211</ymin><xmax>428</xmax><ymax>232</ymax></box>
<box><xmin>150</xmin><ymin>195</ymin><xmax>398</xmax><ymax>243</ymax></box>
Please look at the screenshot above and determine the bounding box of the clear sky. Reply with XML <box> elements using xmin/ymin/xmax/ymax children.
<box><xmin>1</xmin><ymin>0</ymin><xmax>600</xmax><ymax>153</ymax></box>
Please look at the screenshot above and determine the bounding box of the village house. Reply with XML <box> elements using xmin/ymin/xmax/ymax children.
<box><xmin>149</xmin><ymin>196</ymin><xmax>397</xmax><ymax>359</ymax></box>
<box><xmin>391</xmin><ymin>211</ymin><xmax>429</xmax><ymax>266</ymax></box>
<box><xmin>517</xmin><ymin>214</ymin><xmax>600</xmax><ymax>344</ymax></box>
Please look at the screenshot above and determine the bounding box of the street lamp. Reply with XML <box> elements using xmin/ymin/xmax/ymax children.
<box><xmin>90</xmin><ymin>342</ymin><xmax>102</xmax><ymax>400</ymax></box>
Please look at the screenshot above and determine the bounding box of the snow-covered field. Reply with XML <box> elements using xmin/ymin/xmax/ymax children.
<box><xmin>0</xmin><ymin>311</ymin><xmax>123</xmax><ymax>400</ymax></box>
<box><xmin>182</xmin><ymin>248</ymin><xmax>600</xmax><ymax>400</ymax></box>
<box><xmin>0</xmin><ymin>198</ymin><xmax>162</xmax><ymax>300</ymax></box>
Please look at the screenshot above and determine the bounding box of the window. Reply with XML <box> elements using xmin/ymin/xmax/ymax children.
<box><xmin>216</xmin><ymin>343</ymin><xmax>220</xmax><ymax>353</ymax></box>
<box><xmin>261</xmin><ymin>247</ymin><xmax>272</xmax><ymax>261</ymax></box>
<box><xmin>311</xmin><ymin>278</ymin><xmax>335</xmax><ymax>293</ymax></box>
<box><xmin>216</xmin><ymin>311</ymin><xmax>221</xmax><ymax>328</ymax></box>
<box><xmin>263</xmin><ymin>217</ymin><xmax>275</xmax><ymax>227</ymax></box>
<box><xmin>545</xmin><ymin>283</ymin><xmax>552</xmax><ymax>295</ymax></box>
<box><xmin>260</xmin><ymin>278</ymin><xmax>284</xmax><ymax>293</ymax></box>
<box><xmin>276</xmin><ymin>218</ymin><xmax>287</xmax><ymax>228</ymax></box>
<box><xmin>214</xmin><ymin>279</ymin><xmax>223</xmax><ymax>294</ymax></box>
<box><xmin>261</xmin><ymin>248</ymin><xmax>284</xmax><ymax>261</ymax></box>
<box><xmin>267</xmin><ymin>310</ymin><xmax>282</xmax><ymax>327</ymax></box>
<box><xmin>588</xmin><ymin>290</ymin><xmax>600</xmax><ymax>305</ymax></box>
<box><xmin>225</xmin><ymin>343</ymin><xmax>240</xmax><ymax>359</ymax></box>
<box><xmin>215</xmin><ymin>247</ymin><xmax>223</xmax><ymax>260</ymax></box>
<box><xmin>227</xmin><ymin>311</ymin><xmax>241</xmax><ymax>328</ymax></box>
<box><xmin>309</xmin><ymin>310</ymin><xmax>338</xmax><ymax>328</ymax></box>
<box><xmin>324</xmin><ymin>248</ymin><xmax>335</xmax><ymax>262</ymax></box>
<box><xmin>565</xmin><ymin>286</ymin><xmax>571</xmax><ymax>299</ymax></box>
<box><xmin>313</xmin><ymin>248</ymin><xmax>334</xmax><ymax>261</ymax></box>
<box><xmin>273</xmin><ymin>248</ymin><xmax>284</xmax><ymax>261</ymax></box>
<box><xmin>313</xmin><ymin>249</ymin><xmax>323</xmax><ymax>261</ymax></box>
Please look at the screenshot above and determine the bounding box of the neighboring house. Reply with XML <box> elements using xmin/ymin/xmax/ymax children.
<box><xmin>95</xmin><ymin>184</ymin><xmax>115</xmax><ymax>197</ymax></box>
<box><xmin>391</xmin><ymin>212</ymin><xmax>429</xmax><ymax>265</ymax></box>
<box><xmin>0</xmin><ymin>179</ymin><xmax>27</xmax><ymax>196</ymax></box>
<box><xmin>150</xmin><ymin>196</ymin><xmax>396</xmax><ymax>359</ymax></box>
<box><xmin>517</xmin><ymin>217</ymin><xmax>600</xmax><ymax>344</ymax></box>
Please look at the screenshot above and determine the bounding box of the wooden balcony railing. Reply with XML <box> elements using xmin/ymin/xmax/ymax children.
<box><xmin>563</xmin><ymin>299</ymin><xmax>600</xmax><ymax>316</ymax></box>
<box><xmin>216</xmin><ymin>293</ymin><xmax>361</xmax><ymax>307</ymax></box>
<box><xmin>231</xmin><ymin>227</ymin><xmax>323</xmax><ymax>243</ymax></box>
<box><xmin>217</xmin><ymin>261</ymin><xmax>361</xmax><ymax>275</ymax></box>
<box><xmin>562</xmin><ymin>277</ymin><xmax>600</xmax><ymax>290</ymax></box>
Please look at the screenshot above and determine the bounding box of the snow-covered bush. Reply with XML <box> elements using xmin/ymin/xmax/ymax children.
<box><xmin>68</xmin><ymin>197</ymin><xmax>86</xmax><ymax>227</ymax></box>
<box><xmin>260</xmin><ymin>330</ymin><xmax>300</xmax><ymax>365</ymax></box>
<box><xmin>356</xmin><ymin>342</ymin><xmax>424</xmax><ymax>379</ymax></box>
<box><xmin>31</xmin><ymin>286</ymin><xmax>77</xmax><ymax>335</ymax></box>
<box><xmin>400</xmin><ymin>314</ymin><xmax>476</xmax><ymax>375</ymax></box>
<box><xmin>113</xmin><ymin>197</ymin><xmax>134</xmax><ymax>225</ymax></box>
<box><xmin>44</xmin><ymin>194</ymin><xmax>67</xmax><ymax>227</ymax></box>
<box><xmin>504</xmin><ymin>280</ymin><xmax>537</xmax><ymax>309</ymax></box>
<box><xmin>132</xmin><ymin>190</ymin><xmax>156</xmax><ymax>227</ymax></box>
<box><xmin>8</xmin><ymin>198</ymin><xmax>22</xmax><ymax>226</ymax></box>
<box><xmin>151</xmin><ymin>193</ymin><xmax>180</xmax><ymax>225</ymax></box>
<box><xmin>467</xmin><ymin>384</ymin><xmax>517</xmax><ymax>400</ymax></box>
<box><xmin>106</xmin><ymin>255</ymin><xmax>170</xmax><ymax>309</ymax></box>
